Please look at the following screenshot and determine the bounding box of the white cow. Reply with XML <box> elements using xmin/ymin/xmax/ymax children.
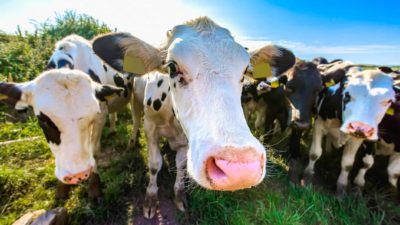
<box><xmin>0</xmin><ymin>69</ymin><xmax>123</xmax><ymax>199</ymax></box>
<box><xmin>92</xmin><ymin>17</ymin><xmax>295</xmax><ymax>218</ymax></box>
<box><xmin>304</xmin><ymin>69</ymin><xmax>395</xmax><ymax>195</ymax></box>
<box><xmin>47</xmin><ymin>34</ymin><xmax>135</xmax><ymax>154</ymax></box>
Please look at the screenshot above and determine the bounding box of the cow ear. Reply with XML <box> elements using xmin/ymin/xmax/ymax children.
<box><xmin>95</xmin><ymin>84</ymin><xmax>124</xmax><ymax>102</ymax></box>
<box><xmin>92</xmin><ymin>32</ymin><xmax>163</xmax><ymax>75</ymax></box>
<box><xmin>0</xmin><ymin>82</ymin><xmax>32</xmax><ymax>110</ymax></box>
<box><xmin>379</xmin><ymin>66</ymin><xmax>393</xmax><ymax>74</ymax></box>
<box><xmin>249</xmin><ymin>45</ymin><xmax>295</xmax><ymax>78</ymax></box>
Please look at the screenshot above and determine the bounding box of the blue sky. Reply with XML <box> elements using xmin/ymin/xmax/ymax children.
<box><xmin>1</xmin><ymin>0</ymin><xmax>399</xmax><ymax>65</ymax></box>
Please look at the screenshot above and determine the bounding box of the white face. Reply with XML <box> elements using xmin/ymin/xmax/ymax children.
<box><xmin>341</xmin><ymin>70</ymin><xmax>395</xmax><ymax>140</ymax></box>
<box><xmin>14</xmin><ymin>70</ymin><xmax>102</xmax><ymax>184</ymax></box>
<box><xmin>165</xmin><ymin>26</ymin><xmax>266</xmax><ymax>190</ymax></box>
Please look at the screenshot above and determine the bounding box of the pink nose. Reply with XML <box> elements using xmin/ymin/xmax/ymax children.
<box><xmin>206</xmin><ymin>148</ymin><xmax>264</xmax><ymax>191</ymax></box>
<box><xmin>63</xmin><ymin>166</ymin><xmax>92</xmax><ymax>185</ymax></box>
<box><xmin>347</xmin><ymin>122</ymin><xmax>374</xmax><ymax>138</ymax></box>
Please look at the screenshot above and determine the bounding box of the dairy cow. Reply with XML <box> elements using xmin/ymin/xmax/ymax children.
<box><xmin>304</xmin><ymin>69</ymin><xmax>395</xmax><ymax>195</ymax></box>
<box><xmin>46</xmin><ymin>35</ymin><xmax>135</xmax><ymax>154</ymax></box>
<box><xmin>0</xmin><ymin>69</ymin><xmax>123</xmax><ymax>199</ymax></box>
<box><xmin>92</xmin><ymin>17</ymin><xmax>295</xmax><ymax>218</ymax></box>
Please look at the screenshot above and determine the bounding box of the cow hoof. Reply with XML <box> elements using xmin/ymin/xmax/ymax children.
<box><xmin>336</xmin><ymin>184</ymin><xmax>347</xmax><ymax>197</ymax></box>
<box><xmin>56</xmin><ymin>182</ymin><xmax>71</xmax><ymax>200</ymax></box>
<box><xmin>143</xmin><ymin>194</ymin><xmax>158</xmax><ymax>219</ymax></box>
<box><xmin>174</xmin><ymin>190</ymin><xmax>187</xmax><ymax>212</ymax></box>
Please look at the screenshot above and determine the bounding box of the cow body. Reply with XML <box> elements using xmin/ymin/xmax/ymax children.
<box><xmin>92</xmin><ymin>17</ymin><xmax>295</xmax><ymax>218</ymax></box>
<box><xmin>304</xmin><ymin>69</ymin><xmax>395</xmax><ymax>195</ymax></box>
<box><xmin>353</xmin><ymin>84</ymin><xmax>400</xmax><ymax>196</ymax></box>
<box><xmin>47</xmin><ymin>35</ymin><xmax>135</xmax><ymax>154</ymax></box>
<box><xmin>0</xmin><ymin>69</ymin><xmax>123</xmax><ymax>199</ymax></box>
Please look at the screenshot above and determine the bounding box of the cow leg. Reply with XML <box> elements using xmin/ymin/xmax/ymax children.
<box><xmin>353</xmin><ymin>142</ymin><xmax>375</xmax><ymax>194</ymax></box>
<box><xmin>88</xmin><ymin>171</ymin><xmax>102</xmax><ymax>202</ymax></box>
<box><xmin>128</xmin><ymin>95</ymin><xmax>143</xmax><ymax>150</ymax></box>
<box><xmin>303</xmin><ymin>119</ymin><xmax>327</xmax><ymax>185</ymax></box>
<box><xmin>173</xmin><ymin>146</ymin><xmax>188</xmax><ymax>212</ymax></box>
<box><xmin>336</xmin><ymin>138</ymin><xmax>363</xmax><ymax>196</ymax></box>
<box><xmin>92</xmin><ymin>103</ymin><xmax>108</xmax><ymax>154</ymax></box>
<box><xmin>55</xmin><ymin>182</ymin><xmax>71</xmax><ymax>200</ymax></box>
<box><xmin>288</xmin><ymin>129</ymin><xmax>303</xmax><ymax>185</ymax></box>
<box><xmin>143</xmin><ymin>120</ymin><xmax>162</xmax><ymax>219</ymax></box>
<box><xmin>388</xmin><ymin>153</ymin><xmax>400</xmax><ymax>199</ymax></box>
<box><xmin>108</xmin><ymin>113</ymin><xmax>117</xmax><ymax>136</ymax></box>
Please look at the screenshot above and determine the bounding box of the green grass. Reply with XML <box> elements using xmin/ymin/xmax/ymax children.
<box><xmin>1</xmin><ymin>106</ymin><xmax>400</xmax><ymax>225</ymax></box>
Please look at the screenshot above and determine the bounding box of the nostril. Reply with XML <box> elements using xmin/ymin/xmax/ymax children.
<box><xmin>206</xmin><ymin>157</ymin><xmax>228</xmax><ymax>181</ymax></box>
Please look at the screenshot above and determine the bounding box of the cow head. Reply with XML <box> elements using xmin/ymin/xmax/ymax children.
<box><xmin>0</xmin><ymin>69</ymin><xmax>122</xmax><ymax>184</ymax></box>
<box><xmin>341</xmin><ymin>69</ymin><xmax>395</xmax><ymax>140</ymax></box>
<box><xmin>92</xmin><ymin>17</ymin><xmax>295</xmax><ymax>191</ymax></box>
<box><xmin>285</xmin><ymin>61</ymin><xmax>322</xmax><ymax>130</ymax></box>
<box><xmin>46</xmin><ymin>35</ymin><xmax>93</xmax><ymax>71</ymax></box>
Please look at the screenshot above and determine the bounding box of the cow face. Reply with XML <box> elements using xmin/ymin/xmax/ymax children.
<box><xmin>285</xmin><ymin>61</ymin><xmax>322</xmax><ymax>130</ymax></box>
<box><xmin>0</xmin><ymin>69</ymin><xmax>122</xmax><ymax>184</ymax></box>
<box><xmin>46</xmin><ymin>35</ymin><xmax>94</xmax><ymax>72</ymax></box>
<box><xmin>92</xmin><ymin>17</ymin><xmax>295</xmax><ymax>191</ymax></box>
<box><xmin>341</xmin><ymin>70</ymin><xmax>395</xmax><ymax>140</ymax></box>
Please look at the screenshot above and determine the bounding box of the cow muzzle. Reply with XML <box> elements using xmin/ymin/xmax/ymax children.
<box><xmin>347</xmin><ymin>122</ymin><xmax>374</xmax><ymax>139</ymax></box>
<box><xmin>63</xmin><ymin>166</ymin><xmax>92</xmax><ymax>185</ymax></box>
<box><xmin>205</xmin><ymin>147</ymin><xmax>264</xmax><ymax>191</ymax></box>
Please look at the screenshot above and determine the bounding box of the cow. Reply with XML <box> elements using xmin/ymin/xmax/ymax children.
<box><xmin>0</xmin><ymin>69</ymin><xmax>123</xmax><ymax>200</ymax></box>
<box><xmin>303</xmin><ymin>69</ymin><xmax>395</xmax><ymax>196</ymax></box>
<box><xmin>91</xmin><ymin>17</ymin><xmax>295</xmax><ymax>218</ymax></box>
<box><xmin>352</xmin><ymin>71</ymin><xmax>400</xmax><ymax>197</ymax></box>
<box><xmin>46</xmin><ymin>34</ymin><xmax>135</xmax><ymax>154</ymax></box>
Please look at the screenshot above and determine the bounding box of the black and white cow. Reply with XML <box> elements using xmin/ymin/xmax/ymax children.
<box><xmin>91</xmin><ymin>17</ymin><xmax>295</xmax><ymax>218</ymax></box>
<box><xmin>46</xmin><ymin>34</ymin><xmax>135</xmax><ymax>154</ymax></box>
<box><xmin>0</xmin><ymin>69</ymin><xmax>123</xmax><ymax>199</ymax></box>
<box><xmin>352</xmin><ymin>70</ymin><xmax>400</xmax><ymax>196</ymax></box>
<box><xmin>304</xmin><ymin>69</ymin><xmax>395</xmax><ymax>195</ymax></box>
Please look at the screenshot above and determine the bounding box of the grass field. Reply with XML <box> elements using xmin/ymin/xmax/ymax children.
<box><xmin>1</xmin><ymin>104</ymin><xmax>400</xmax><ymax>225</ymax></box>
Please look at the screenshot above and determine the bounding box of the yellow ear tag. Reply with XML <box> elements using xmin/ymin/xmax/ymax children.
<box><xmin>104</xmin><ymin>94</ymin><xmax>115</xmax><ymax>101</ymax></box>
<box><xmin>325</xmin><ymin>79</ymin><xmax>335</xmax><ymax>87</ymax></box>
<box><xmin>270</xmin><ymin>79</ymin><xmax>280</xmax><ymax>88</ymax></box>
<box><xmin>253</xmin><ymin>62</ymin><xmax>272</xmax><ymax>79</ymax></box>
<box><xmin>386</xmin><ymin>107</ymin><xmax>394</xmax><ymax>116</ymax></box>
<box><xmin>0</xmin><ymin>94</ymin><xmax>8</xmax><ymax>100</ymax></box>
<box><xmin>123</xmin><ymin>51</ymin><xmax>146</xmax><ymax>75</ymax></box>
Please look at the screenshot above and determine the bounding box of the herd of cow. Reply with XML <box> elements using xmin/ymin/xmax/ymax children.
<box><xmin>0</xmin><ymin>17</ymin><xmax>399</xmax><ymax>219</ymax></box>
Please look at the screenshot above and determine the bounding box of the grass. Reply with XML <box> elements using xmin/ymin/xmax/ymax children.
<box><xmin>1</xmin><ymin>105</ymin><xmax>400</xmax><ymax>225</ymax></box>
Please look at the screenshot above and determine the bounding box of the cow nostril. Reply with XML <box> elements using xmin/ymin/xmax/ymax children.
<box><xmin>206</xmin><ymin>157</ymin><xmax>227</xmax><ymax>181</ymax></box>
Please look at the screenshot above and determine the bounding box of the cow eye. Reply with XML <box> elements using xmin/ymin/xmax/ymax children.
<box><xmin>167</xmin><ymin>61</ymin><xmax>181</xmax><ymax>78</ymax></box>
<box><xmin>343</xmin><ymin>92</ymin><xmax>351</xmax><ymax>103</ymax></box>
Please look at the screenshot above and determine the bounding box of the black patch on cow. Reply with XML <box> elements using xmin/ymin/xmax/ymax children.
<box><xmin>172</xmin><ymin>107</ymin><xmax>176</xmax><ymax>117</ymax></box>
<box><xmin>37</xmin><ymin>112</ymin><xmax>61</xmax><ymax>145</ymax></box>
<box><xmin>46</xmin><ymin>60</ymin><xmax>56</xmax><ymax>70</ymax></box>
<box><xmin>128</xmin><ymin>81</ymin><xmax>133</xmax><ymax>91</ymax></box>
<box><xmin>113</xmin><ymin>73</ymin><xmax>129</xmax><ymax>97</ymax></box>
<box><xmin>157</xmin><ymin>79</ymin><xmax>163</xmax><ymax>87</ymax></box>
<box><xmin>147</xmin><ymin>97</ymin><xmax>152</xmax><ymax>106</ymax></box>
<box><xmin>95</xmin><ymin>85</ymin><xmax>124</xmax><ymax>101</ymax></box>
<box><xmin>153</xmin><ymin>99</ymin><xmax>162</xmax><ymax>111</ymax></box>
<box><xmin>150</xmin><ymin>168</ymin><xmax>158</xmax><ymax>175</ymax></box>
<box><xmin>0</xmin><ymin>82</ymin><xmax>22</xmax><ymax>107</ymax></box>
<box><xmin>57</xmin><ymin>59</ymin><xmax>74</xmax><ymax>69</ymax></box>
<box><xmin>161</xmin><ymin>92</ymin><xmax>167</xmax><ymax>101</ymax></box>
<box><xmin>173</xmin><ymin>83</ymin><xmax>176</xmax><ymax>88</ymax></box>
<box><xmin>168</xmin><ymin>86</ymin><xmax>170</xmax><ymax>92</ymax></box>
<box><xmin>88</xmin><ymin>69</ymin><xmax>101</xmax><ymax>83</ymax></box>
<box><xmin>103</xmin><ymin>64</ymin><xmax>108</xmax><ymax>72</ymax></box>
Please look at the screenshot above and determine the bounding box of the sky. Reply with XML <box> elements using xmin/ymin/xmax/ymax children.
<box><xmin>0</xmin><ymin>0</ymin><xmax>399</xmax><ymax>65</ymax></box>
